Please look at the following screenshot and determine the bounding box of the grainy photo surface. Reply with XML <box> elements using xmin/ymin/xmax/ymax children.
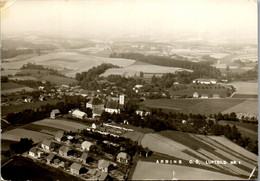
<box><xmin>0</xmin><ymin>0</ymin><xmax>258</xmax><ymax>180</ymax></box>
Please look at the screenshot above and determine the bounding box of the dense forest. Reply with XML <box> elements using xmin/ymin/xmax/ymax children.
<box><xmin>110</xmin><ymin>52</ymin><xmax>221</xmax><ymax>79</ymax></box>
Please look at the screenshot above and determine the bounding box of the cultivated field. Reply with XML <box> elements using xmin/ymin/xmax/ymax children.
<box><xmin>101</xmin><ymin>63</ymin><xmax>192</xmax><ymax>77</ymax></box>
<box><xmin>228</xmin><ymin>81</ymin><xmax>258</xmax><ymax>95</ymax></box>
<box><xmin>221</xmin><ymin>99</ymin><xmax>258</xmax><ymax>115</ymax></box>
<box><xmin>138</xmin><ymin>131</ymin><xmax>258</xmax><ymax>179</ymax></box>
<box><xmin>141</xmin><ymin>98</ymin><xmax>245</xmax><ymax>115</ymax></box>
<box><xmin>9</xmin><ymin>76</ymin><xmax>37</xmax><ymax>81</ymax></box>
<box><xmin>1</xmin><ymin>51</ymin><xmax>135</xmax><ymax>78</ymax></box>
<box><xmin>132</xmin><ymin>161</ymin><xmax>244</xmax><ymax>180</ymax></box>
<box><xmin>1</xmin><ymin>82</ymin><xmax>35</xmax><ymax>95</ymax></box>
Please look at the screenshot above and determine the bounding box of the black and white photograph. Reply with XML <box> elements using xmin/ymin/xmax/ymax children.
<box><xmin>0</xmin><ymin>0</ymin><xmax>258</xmax><ymax>180</ymax></box>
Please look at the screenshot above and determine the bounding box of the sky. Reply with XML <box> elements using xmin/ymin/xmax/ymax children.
<box><xmin>0</xmin><ymin>0</ymin><xmax>257</xmax><ymax>42</ymax></box>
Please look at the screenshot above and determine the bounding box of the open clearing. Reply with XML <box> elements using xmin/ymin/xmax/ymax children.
<box><xmin>221</xmin><ymin>99</ymin><xmax>258</xmax><ymax>115</ymax></box>
<box><xmin>132</xmin><ymin>161</ymin><xmax>244</xmax><ymax>180</ymax></box>
<box><xmin>1</xmin><ymin>82</ymin><xmax>35</xmax><ymax>95</ymax></box>
<box><xmin>139</xmin><ymin>131</ymin><xmax>257</xmax><ymax>179</ymax></box>
<box><xmin>228</xmin><ymin>81</ymin><xmax>258</xmax><ymax>95</ymax></box>
<box><xmin>142</xmin><ymin>98</ymin><xmax>245</xmax><ymax>115</ymax></box>
<box><xmin>1</xmin><ymin>51</ymin><xmax>135</xmax><ymax>77</ymax></box>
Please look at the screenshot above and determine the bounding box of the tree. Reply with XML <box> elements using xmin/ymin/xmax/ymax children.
<box><xmin>10</xmin><ymin>138</ymin><xmax>34</xmax><ymax>154</ymax></box>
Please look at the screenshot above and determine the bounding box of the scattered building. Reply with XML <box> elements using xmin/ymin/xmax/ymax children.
<box><xmin>59</xmin><ymin>145</ymin><xmax>71</xmax><ymax>157</ymax></box>
<box><xmin>119</xmin><ymin>94</ymin><xmax>125</xmax><ymax>105</ymax></box>
<box><xmin>46</xmin><ymin>153</ymin><xmax>55</xmax><ymax>164</ymax></box>
<box><xmin>98</xmin><ymin>159</ymin><xmax>111</xmax><ymax>173</ymax></box>
<box><xmin>117</xmin><ymin>152</ymin><xmax>130</xmax><ymax>164</ymax></box>
<box><xmin>41</xmin><ymin>140</ymin><xmax>54</xmax><ymax>151</ymax></box>
<box><xmin>54</xmin><ymin>131</ymin><xmax>64</xmax><ymax>142</ymax></box>
<box><xmin>201</xmin><ymin>94</ymin><xmax>209</xmax><ymax>99</ymax></box>
<box><xmin>105</xmin><ymin>101</ymin><xmax>120</xmax><ymax>114</ymax></box>
<box><xmin>29</xmin><ymin>147</ymin><xmax>38</xmax><ymax>158</ymax></box>
<box><xmin>86</xmin><ymin>97</ymin><xmax>104</xmax><ymax>110</ymax></box>
<box><xmin>70</xmin><ymin>163</ymin><xmax>84</xmax><ymax>175</ymax></box>
<box><xmin>92</xmin><ymin>123</ymin><xmax>97</xmax><ymax>129</ymax></box>
<box><xmin>50</xmin><ymin>109</ymin><xmax>61</xmax><ymax>119</ymax></box>
<box><xmin>72</xmin><ymin>110</ymin><xmax>87</xmax><ymax>119</ymax></box>
<box><xmin>192</xmin><ymin>79</ymin><xmax>217</xmax><ymax>85</ymax></box>
<box><xmin>135</xmin><ymin>108</ymin><xmax>151</xmax><ymax>117</ymax></box>
<box><xmin>193</xmin><ymin>92</ymin><xmax>199</xmax><ymax>98</ymax></box>
<box><xmin>81</xmin><ymin>141</ymin><xmax>93</xmax><ymax>151</ymax></box>
<box><xmin>212</xmin><ymin>94</ymin><xmax>220</xmax><ymax>99</ymax></box>
<box><xmin>80</xmin><ymin>152</ymin><xmax>89</xmax><ymax>164</ymax></box>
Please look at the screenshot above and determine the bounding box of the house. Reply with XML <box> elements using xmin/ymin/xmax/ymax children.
<box><xmin>41</xmin><ymin>140</ymin><xmax>54</xmax><ymax>151</ymax></box>
<box><xmin>81</xmin><ymin>141</ymin><xmax>93</xmax><ymax>151</ymax></box>
<box><xmin>117</xmin><ymin>152</ymin><xmax>131</xmax><ymax>164</ymax></box>
<box><xmin>72</xmin><ymin>110</ymin><xmax>87</xmax><ymax>119</ymax></box>
<box><xmin>29</xmin><ymin>147</ymin><xmax>38</xmax><ymax>158</ymax></box>
<box><xmin>182</xmin><ymin>120</ymin><xmax>187</xmax><ymax>124</ymax></box>
<box><xmin>92</xmin><ymin>123</ymin><xmax>97</xmax><ymax>129</ymax></box>
<box><xmin>212</xmin><ymin>94</ymin><xmax>220</xmax><ymax>99</ymax></box>
<box><xmin>50</xmin><ymin>109</ymin><xmax>61</xmax><ymax>119</ymax></box>
<box><xmin>59</xmin><ymin>145</ymin><xmax>71</xmax><ymax>157</ymax></box>
<box><xmin>70</xmin><ymin>163</ymin><xmax>84</xmax><ymax>175</ymax></box>
<box><xmin>92</xmin><ymin>108</ymin><xmax>102</xmax><ymax>118</ymax></box>
<box><xmin>193</xmin><ymin>92</ymin><xmax>199</xmax><ymax>98</ymax></box>
<box><xmin>46</xmin><ymin>153</ymin><xmax>55</xmax><ymax>164</ymax></box>
<box><xmin>192</xmin><ymin>78</ymin><xmax>217</xmax><ymax>85</ymax></box>
<box><xmin>86</xmin><ymin>97</ymin><xmax>104</xmax><ymax>110</ymax></box>
<box><xmin>135</xmin><ymin>108</ymin><xmax>151</xmax><ymax>117</ymax></box>
<box><xmin>54</xmin><ymin>131</ymin><xmax>64</xmax><ymax>142</ymax></box>
<box><xmin>80</xmin><ymin>152</ymin><xmax>89</xmax><ymax>164</ymax></box>
<box><xmin>201</xmin><ymin>94</ymin><xmax>209</xmax><ymax>99</ymax></box>
<box><xmin>98</xmin><ymin>160</ymin><xmax>111</xmax><ymax>173</ymax></box>
<box><xmin>119</xmin><ymin>94</ymin><xmax>125</xmax><ymax>105</ymax></box>
<box><xmin>105</xmin><ymin>101</ymin><xmax>120</xmax><ymax>114</ymax></box>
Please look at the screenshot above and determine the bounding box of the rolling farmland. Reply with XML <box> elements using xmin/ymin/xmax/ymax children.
<box><xmin>229</xmin><ymin>81</ymin><xmax>258</xmax><ymax>95</ymax></box>
<box><xmin>1</xmin><ymin>82</ymin><xmax>35</xmax><ymax>95</ymax></box>
<box><xmin>141</xmin><ymin>98</ymin><xmax>245</xmax><ymax>115</ymax></box>
<box><xmin>133</xmin><ymin>131</ymin><xmax>258</xmax><ymax>180</ymax></box>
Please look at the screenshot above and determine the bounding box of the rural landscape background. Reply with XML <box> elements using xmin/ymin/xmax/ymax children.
<box><xmin>1</xmin><ymin>0</ymin><xmax>258</xmax><ymax>180</ymax></box>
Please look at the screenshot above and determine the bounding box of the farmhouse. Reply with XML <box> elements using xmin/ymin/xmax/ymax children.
<box><xmin>54</xmin><ymin>131</ymin><xmax>64</xmax><ymax>142</ymax></box>
<box><xmin>72</xmin><ymin>110</ymin><xmax>87</xmax><ymax>119</ymax></box>
<box><xmin>193</xmin><ymin>92</ymin><xmax>199</xmax><ymax>98</ymax></box>
<box><xmin>135</xmin><ymin>108</ymin><xmax>151</xmax><ymax>117</ymax></box>
<box><xmin>80</xmin><ymin>152</ymin><xmax>89</xmax><ymax>164</ymax></box>
<box><xmin>201</xmin><ymin>94</ymin><xmax>209</xmax><ymax>99</ymax></box>
<box><xmin>192</xmin><ymin>78</ymin><xmax>217</xmax><ymax>85</ymax></box>
<box><xmin>92</xmin><ymin>108</ymin><xmax>102</xmax><ymax>118</ymax></box>
<box><xmin>81</xmin><ymin>141</ymin><xmax>93</xmax><ymax>151</ymax></box>
<box><xmin>59</xmin><ymin>145</ymin><xmax>71</xmax><ymax>157</ymax></box>
<box><xmin>98</xmin><ymin>159</ymin><xmax>111</xmax><ymax>173</ymax></box>
<box><xmin>86</xmin><ymin>97</ymin><xmax>104</xmax><ymax>110</ymax></box>
<box><xmin>117</xmin><ymin>152</ymin><xmax>131</xmax><ymax>164</ymax></box>
<box><xmin>105</xmin><ymin>101</ymin><xmax>120</xmax><ymax>114</ymax></box>
<box><xmin>50</xmin><ymin>109</ymin><xmax>61</xmax><ymax>119</ymax></box>
<box><xmin>70</xmin><ymin>163</ymin><xmax>84</xmax><ymax>175</ymax></box>
<box><xmin>29</xmin><ymin>147</ymin><xmax>38</xmax><ymax>158</ymax></box>
<box><xmin>46</xmin><ymin>153</ymin><xmax>55</xmax><ymax>164</ymax></box>
<box><xmin>41</xmin><ymin>140</ymin><xmax>54</xmax><ymax>151</ymax></box>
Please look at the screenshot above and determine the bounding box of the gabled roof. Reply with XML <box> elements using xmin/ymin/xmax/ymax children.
<box><xmin>55</xmin><ymin>131</ymin><xmax>64</xmax><ymax>139</ymax></box>
<box><xmin>29</xmin><ymin>147</ymin><xmax>38</xmax><ymax>154</ymax></box>
<box><xmin>81</xmin><ymin>141</ymin><xmax>93</xmax><ymax>149</ymax></box>
<box><xmin>52</xmin><ymin>109</ymin><xmax>60</xmax><ymax>114</ymax></box>
<box><xmin>98</xmin><ymin>159</ymin><xmax>110</xmax><ymax>168</ymax></box>
<box><xmin>70</xmin><ymin>163</ymin><xmax>82</xmax><ymax>171</ymax></box>
<box><xmin>59</xmin><ymin>145</ymin><xmax>70</xmax><ymax>153</ymax></box>
<box><xmin>72</xmin><ymin>110</ymin><xmax>87</xmax><ymax>117</ymax></box>
<box><xmin>42</xmin><ymin>139</ymin><xmax>52</xmax><ymax>147</ymax></box>
<box><xmin>117</xmin><ymin>152</ymin><xmax>130</xmax><ymax>159</ymax></box>
<box><xmin>47</xmin><ymin>153</ymin><xmax>55</xmax><ymax>161</ymax></box>
<box><xmin>93</xmin><ymin>108</ymin><xmax>102</xmax><ymax>115</ymax></box>
<box><xmin>81</xmin><ymin>152</ymin><xmax>88</xmax><ymax>160</ymax></box>
<box><xmin>88</xmin><ymin>98</ymin><xmax>103</xmax><ymax>105</ymax></box>
<box><xmin>105</xmin><ymin>101</ymin><xmax>118</xmax><ymax>109</ymax></box>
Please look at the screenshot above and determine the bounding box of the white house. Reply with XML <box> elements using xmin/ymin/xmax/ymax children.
<box><xmin>81</xmin><ymin>141</ymin><xmax>93</xmax><ymax>151</ymax></box>
<box><xmin>201</xmin><ymin>94</ymin><xmax>209</xmax><ymax>99</ymax></box>
<box><xmin>72</xmin><ymin>110</ymin><xmax>87</xmax><ymax>119</ymax></box>
<box><xmin>193</xmin><ymin>92</ymin><xmax>199</xmax><ymax>98</ymax></box>
<box><xmin>29</xmin><ymin>147</ymin><xmax>38</xmax><ymax>158</ymax></box>
<box><xmin>41</xmin><ymin>140</ymin><xmax>54</xmax><ymax>151</ymax></box>
<box><xmin>50</xmin><ymin>109</ymin><xmax>61</xmax><ymax>119</ymax></box>
<box><xmin>193</xmin><ymin>79</ymin><xmax>217</xmax><ymax>85</ymax></box>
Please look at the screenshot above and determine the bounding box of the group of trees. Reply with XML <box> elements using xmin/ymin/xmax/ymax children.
<box><xmin>110</xmin><ymin>52</ymin><xmax>222</xmax><ymax>79</ymax></box>
<box><xmin>75</xmin><ymin>63</ymin><xmax>120</xmax><ymax>82</ymax></box>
